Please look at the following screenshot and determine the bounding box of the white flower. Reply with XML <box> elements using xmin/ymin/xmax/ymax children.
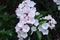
<box><xmin>16</xmin><ymin>24</ymin><xmax>29</xmax><ymax>38</ymax></box>
<box><xmin>20</xmin><ymin>33</ymin><xmax>28</xmax><ymax>38</ymax></box>
<box><xmin>42</xmin><ymin>29</ymin><xmax>49</xmax><ymax>35</ymax></box>
<box><xmin>35</xmin><ymin>12</ymin><xmax>40</xmax><ymax>15</ymax></box>
<box><xmin>20</xmin><ymin>17</ymin><xmax>35</xmax><ymax>24</ymax></box>
<box><xmin>41</xmin><ymin>23</ymin><xmax>49</xmax><ymax>30</ymax></box>
<box><xmin>41</xmin><ymin>15</ymin><xmax>52</xmax><ymax>20</ymax></box>
<box><xmin>53</xmin><ymin>0</ymin><xmax>60</xmax><ymax>5</ymax></box>
<box><xmin>31</xmin><ymin>26</ymin><xmax>36</xmax><ymax>31</ymax></box>
<box><xmin>15</xmin><ymin>22</ymin><xmax>24</xmax><ymax>32</ymax></box>
<box><xmin>28</xmin><ymin>7</ymin><xmax>36</xmax><ymax>17</ymax></box>
<box><xmin>40</xmin><ymin>15</ymin><xmax>57</xmax><ymax>29</ymax></box>
<box><xmin>16</xmin><ymin>0</ymin><xmax>36</xmax><ymax>18</ymax></box>
<box><xmin>22</xmin><ymin>0</ymin><xmax>36</xmax><ymax>7</ymax></box>
<box><xmin>15</xmin><ymin>0</ymin><xmax>37</xmax><ymax>25</ymax></box>
<box><xmin>18</xmin><ymin>3</ymin><xmax>25</xmax><ymax>9</ymax></box>
<box><xmin>41</xmin><ymin>15</ymin><xmax>57</xmax><ymax>24</ymax></box>
<box><xmin>38</xmin><ymin>25</ymin><xmax>43</xmax><ymax>31</ymax></box>
<box><xmin>16</xmin><ymin>6</ymin><xmax>36</xmax><ymax>24</ymax></box>
<box><xmin>58</xmin><ymin>5</ymin><xmax>60</xmax><ymax>10</ymax></box>
<box><xmin>27</xmin><ymin>17</ymin><xmax>36</xmax><ymax>24</ymax></box>
<box><xmin>48</xmin><ymin>18</ymin><xmax>57</xmax><ymax>24</ymax></box>
<box><xmin>38</xmin><ymin>25</ymin><xmax>49</xmax><ymax>35</ymax></box>
<box><xmin>22</xmin><ymin>25</ymin><xmax>30</xmax><ymax>32</ymax></box>
<box><xmin>15</xmin><ymin>25</ymin><xmax>21</xmax><ymax>33</ymax></box>
<box><xmin>15</xmin><ymin>8</ymin><xmax>23</xmax><ymax>18</ymax></box>
<box><xmin>22</xmin><ymin>7</ymin><xmax>36</xmax><ymax>18</ymax></box>
<box><xmin>49</xmin><ymin>24</ymin><xmax>55</xmax><ymax>29</ymax></box>
<box><xmin>18</xmin><ymin>37</ymin><xmax>23</xmax><ymax>40</ymax></box>
<box><xmin>15</xmin><ymin>21</ymin><xmax>30</xmax><ymax>33</ymax></box>
<box><xmin>31</xmin><ymin>26</ymin><xmax>36</xmax><ymax>34</ymax></box>
<box><xmin>17</xmin><ymin>31</ymin><xmax>28</xmax><ymax>38</ymax></box>
<box><xmin>34</xmin><ymin>20</ymin><xmax>39</xmax><ymax>26</ymax></box>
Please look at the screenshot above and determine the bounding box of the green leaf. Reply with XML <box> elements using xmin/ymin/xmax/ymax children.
<box><xmin>0</xmin><ymin>21</ymin><xmax>3</xmax><ymax>27</ymax></box>
<box><xmin>40</xmin><ymin>11</ymin><xmax>48</xmax><ymax>15</ymax></box>
<box><xmin>0</xmin><ymin>29</ymin><xmax>13</xmax><ymax>36</ymax></box>
<box><xmin>0</xmin><ymin>5</ymin><xmax>6</xmax><ymax>11</ymax></box>
<box><xmin>39</xmin><ymin>20</ymin><xmax>47</xmax><ymax>25</ymax></box>
<box><xmin>36</xmin><ymin>30</ymin><xmax>42</xmax><ymax>40</ymax></box>
<box><xmin>1</xmin><ymin>12</ymin><xmax>10</xmax><ymax>21</ymax></box>
<box><xmin>35</xmin><ymin>14</ymin><xmax>43</xmax><ymax>19</ymax></box>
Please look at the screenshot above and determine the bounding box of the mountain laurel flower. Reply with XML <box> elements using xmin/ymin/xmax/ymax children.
<box><xmin>15</xmin><ymin>0</ymin><xmax>57</xmax><ymax>39</ymax></box>
<box><xmin>49</xmin><ymin>24</ymin><xmax>55</xmax><ymax>29</ymax></box>
<box><xmin>38</xmin><ymin>25</ymin><xmax>49</xmax><ymax>35</ymax></box>
<box><xmin>40</xmin><ymin>15</ymin><xmax>57</xmax><ymax>29</ymax></box>
<box><xmin>22</xmin><ymin>25</ymin><xmax>30</xmax><ymax>32</ymax></box>
<box><xmin>15</xmin><ymin>0</ymin><xmax>38</xmax><ymax>39</ymax></box>
<box><xmin>53</xmin><ymin>0</ymin><xmax>60</xmax><ymax>10</ymax></box>
<box><xmin>22</xmin><ymin>0</ymin><xmax>36</xmax><ymax>7</ymax></box>
<box><xmin>34</xmin><ymin>19</ymin><xmax>39</xmax><ymax>26</ymax></box>
<box><xmin>58</xmin><ymin>5</ymin><xmax>60</xmax><ymax>10</ymax></box>
<box><xmin>17</xmin><ymin>31</ymin><xmax>28</xmax><ymax>38</ymax></box>
<box><xmin>53</xmin><ymin>0</ymin><xmax>60</xmax><ymax>5</ymax></box>
<box><xmin>41</xmin><ymin>15</ymin><xmax>57</xmax><ymax>24</ymax></box>
<box><xmin>41</xmin><ymin>23</ymin><xmax>50</xmax><ymax>30</ymax></box>
<box><xmin>35</xmin><ymin>12</ymin><xmax>40</xmax><ymax>15</ymax></box>
<box><xmin>18</xmin><ymin>37</ymin><xmax>23</xmax><ymax>40</ymax></box>
<box><xmin>15</xmin><ymin>22</ymin><xmax>24</xmax><ymax>33</ymax></box>
<box><xmin>31</xmin><ymin>26</ymin><xmax>36</xmax><ymax>34</ymax></box>
<box><xmin>15</xmin><ymin>23</ymin><xmax>30</xmax><ymax>33</ymax></box>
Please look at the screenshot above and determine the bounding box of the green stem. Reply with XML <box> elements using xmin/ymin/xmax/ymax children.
<box><xmin>47</xmin><ymin>33</ymin><xmax>51</xmax><ymax>40</ymax></box>
<box><xmin>28</xmin><ymin>37</ymin><xmax>30</xmax><ymax>40</ymax></box>
<box><xmin>36</xmin><ymin>30</ymin><xmax>42</xmax><ymax>40</ymax></box>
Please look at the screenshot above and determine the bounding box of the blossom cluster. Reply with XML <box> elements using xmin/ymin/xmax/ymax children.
<box><xmin>53</xmin><ymin>0</ymin><xmax>60</xmax><ymax>10</ymax></box>
<box><xmin>39</xmin><ymin>15</ymin><xmax>57</xmax><ymax>35</ymax></box>
<box><xmin>15</xmin><ymin>0</ymin><xmax>57</xmax><ymax>40</ymax></box>
<box><xmin>15</xmin><ymin>0</ymin><xmax>39</xmax><ymax>40</ymax></box>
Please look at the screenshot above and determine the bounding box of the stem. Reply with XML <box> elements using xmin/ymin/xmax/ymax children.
<box><xmin>47</xmin><ymin>33</ymin><xmax>51</xmax><ymax>40</ymax></box>
<box><xmin>36</xmin><ymin>30</ymin><xmax>42</xmax><ymax>40</ymax></box>
<box><xmin>28</xmin><ymin>37</ymin><xmax>30</xmax><ymax>40</ymax></box>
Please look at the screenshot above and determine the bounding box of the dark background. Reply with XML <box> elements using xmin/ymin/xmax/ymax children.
<box><xmin>0</xmin><ymin>0</ymin><xmax>60</xmax><ymax>40</ymax></box>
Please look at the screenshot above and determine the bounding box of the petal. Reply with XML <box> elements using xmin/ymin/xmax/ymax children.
<box><xmin>34</xmin><ymin>20</ymin><xmax>39</xmax><ymax>26</ymax></box>
<box><xmin>18</xmin><ymin>38</ymin><xmax>23</xmax><ymax>40</ymax></box>
<box><xmin>42</xmin><ymin>30</ymin><xmax>49</xmax><ymax>35</ymax></box>
<box><xmin>38</xmin><ymin>25</ymin><xmax>43</xmax><ymax>31</ymax></box>
<box><xmin>29</xmin><ymin>12</ymin><xmax>35</xmax><ymax>17</ymax></box>
<box><xmin>15</xmin><ymin>25</ymin><xmax>20</xmax><ymax>33</ymax></box>
<box><xmin>58</xmin><ymin>5</ymin><xmax>60</xmax><ymax>10</ymax></box>
<box><xmin>35</xmin><ymin>12</ymin><xmax>40</xmax><ymax>15</ymax></box>
<box><xmin>28</xmin><ymin>17</ymin><xmax>35</xmax><ymax>24</ymax></box>
<box><xmin>22</xmin><ymin>25</ymin><xmax>30</xmax><ymax>32</ymax></box>
<box><xmin>49</xmin><ymin>24</ymin><xmax>55</xmax><ymax>29</ymax></box>
<box><xmin>29</xmin><ymin>1</ymin><xmax>36</xmax><ymax>7</ymax></box>
<box><xmin>42</xmin><ymin>23</ymin><xmax>49</xmax><ymax>30</ymax></box>
<box><xmin>17</xmin><ymin>21</ymin><xmax>24</xmax><ymax>27</ymax></box>
<box><xmin>17</xmin><ymin>31</ymin><xmax>28</xmax><ymax>38</ymax></box>
<box><xmin>20</xmin><ymin>32</ymin><xmax>28</xmax><ymax>38</ymax></box>
<box><xmin>31</xmin><ymin>26</ymin><xmax>36</xmax><ymax>34</ymax></box>
<box><xmin>15</xmin><ymin>8</ymin><xmax>22</xmax><ymax>17</ymax></box>
<box><xmin>31</xmin><ymin>26</ymin><xmax>36</xmax><ymax>31</ymax></box>
<box><xmin>18</xmin><ymin>3</ymin><xmax>25</xmax><ymax>9</ymax></box>
<box><xmin>42</xmin><ymin>15</ymin><xmax>52</xmax><ymax>20</ymax></box>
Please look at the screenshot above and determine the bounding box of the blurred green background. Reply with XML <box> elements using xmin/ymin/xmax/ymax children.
<box><xmin>0</xmin><ymin>0</ymin><xmax>60</xmax><ymax>40</ymax></box>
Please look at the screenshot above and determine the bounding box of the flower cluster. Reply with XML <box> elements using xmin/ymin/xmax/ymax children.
<box><xmin>53</xmin><ymin>0</ymin><xmax>60</xmax><ymax>10</ymax></box>
<box><xmin>15</xmin><ymin>0</ymin><xmax>39</xmax><ymax>40</ymax></box>
<box><xmin>39</xmin><ymin>15</ymin><xmax>57</xmax><ymax>35</ymax></box>
<box><xmin>15</xmin><ymin>0</ymin><xmax>57</xmax><ymax>40</ymax></box>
